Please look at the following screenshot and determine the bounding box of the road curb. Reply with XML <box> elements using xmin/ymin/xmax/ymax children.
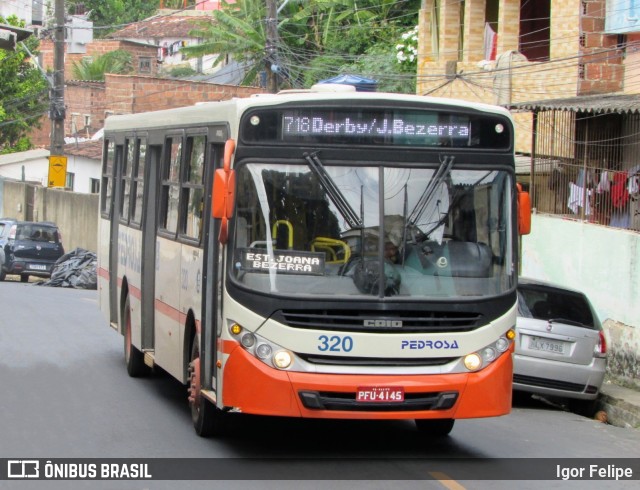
<box><xmin>598</xmin><ymin>388</ymin><xmax>640</xmax><ymax>429</ymax></box>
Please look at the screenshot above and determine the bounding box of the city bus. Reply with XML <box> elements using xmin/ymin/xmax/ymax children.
<box><xmin>97</xmin><ymin>85</ymin><xmax>531</xmax><ymax>437</ymax></box>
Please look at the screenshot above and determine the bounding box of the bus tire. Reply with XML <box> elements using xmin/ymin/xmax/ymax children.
<box><xmin>415</xmin><ymin>418</ymin><xmax>455</xmax><ymax>437</ymax></box>
<box><xmin>123</xmin><ymin>295</ymin><xmax>149</xmax><ymax>377</ymax></box>
<box><xmin>189</xmin><ymin>336</ymin><xmax>225</xmax><ymax>437</ymax></box>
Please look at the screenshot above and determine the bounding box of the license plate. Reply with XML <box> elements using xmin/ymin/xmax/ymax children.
<box><xmin>356</xmin><ymin>386</ymin><xmax>404</xmax><ymax>403</ymax></box>
<box><xmin>528</xmin><ymin>336</ymin><xmax>567</xmax><ymax>355</ymax></box>
<box><xmin>29</xmin><ymin>264</ymin><xmax>47</xmax><ymax>271</ymax></box>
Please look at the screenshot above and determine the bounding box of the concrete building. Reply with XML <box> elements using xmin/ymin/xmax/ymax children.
<box><xmin>106</xmin><ymin>10</ymin><xmax>220</xmax><ymax>76</ymax></box>
<box><xmin>0</xmin><ymin>140</ymin><xmax>102</xmax><ymax>194</ymax></box>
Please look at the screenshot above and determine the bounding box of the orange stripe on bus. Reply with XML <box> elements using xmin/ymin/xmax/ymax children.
<box><xmin>129</xmin><ymin>284</ymin><xmax>142</xmax><ymax>300</ymax></box>
<box><xmin>97</xmin><ymin>267</ymin><xmax>109</xmax><ymax>279</ymax></box>
<box><xmin>154</xmin><ymin>299</ymin><xmax>186</xmax><ymax>324</ymax></box>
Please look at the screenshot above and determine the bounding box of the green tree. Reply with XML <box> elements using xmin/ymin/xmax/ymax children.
<box><xmin>181</xmin><ymin>0</ymin><xmax>268</xmax><ymax>86</ymax></box>
<box><xmin>66</xmin><ymin>0</ymin><xmax>160</xmax><ymax>38</ymax></box>
<box><xmin>71</xmin><ymin>50</ymin><xmax>134</xmax><ymax>81</ymax></box>
<box><xmin>182</xmin><ymin>0</ymin><xmax>420</xmax><ymax>92</ymax></box>
<box><xmin>0</xmin><ymin>16</ymin><xmax>49</xmax><ymax>154</ymax></box>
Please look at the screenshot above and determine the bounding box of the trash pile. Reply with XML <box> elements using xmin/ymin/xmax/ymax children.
<box><xmin>37</xmin><ymin>248</ymin><xmax>97</xmax><ymax>289</ymax></box>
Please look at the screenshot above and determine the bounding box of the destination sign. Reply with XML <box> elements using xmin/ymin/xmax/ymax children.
<box><xmin>241</xmin><ymin>106</ymin><xmax>512</xmax><ymax>149</ymax></box>
<box><xmin>240</xmin><ymin>248</ymin><xmax>326</xmax><ymax>275</ymax></box>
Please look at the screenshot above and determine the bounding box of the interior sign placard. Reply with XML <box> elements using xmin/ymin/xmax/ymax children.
<box><xmin>240</xmin><ymin>248</ymin><xmax>325</xmax><ymax>275</ymax></box>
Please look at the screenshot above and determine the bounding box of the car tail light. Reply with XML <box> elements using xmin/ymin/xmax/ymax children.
<box><xmin>8</xmin><ymin>225</ymin><xmax>16</xmax><ymax>239</ymax></box>
<box><xmin>594</xmin><ymin>331</ymin><xmax>607</xmax><ymax>358</ymax></box>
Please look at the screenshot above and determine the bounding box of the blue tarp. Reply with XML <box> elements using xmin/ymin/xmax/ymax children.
<box><xmin>317</xmin><ymin>74</ymin><xmax>378</xmax><ymax>92</ymax></box>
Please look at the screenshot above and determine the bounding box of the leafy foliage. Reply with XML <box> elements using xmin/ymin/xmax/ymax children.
<box><xmin>71</xmin><ymin>50</ymin><xmax>134</xmax><ymax>81</ymax></box>
<box><xmin>181</xmin><ymin>0</ymin><xmax>268</xmax><ymax>86</ymax></box>
<box><xmin>0</xmin><ymin>16</ymin><xmax>49</xmax><ymax>154</ymax></box>
<box><xmin>182</xmin><ymin>0</ymin><xmax>421</xmax><ymax>92</ymax></box>
<box><xmin>66</xmin><ymin>0</ymin><xmax>160</xmax><ymax>38</ymax></box>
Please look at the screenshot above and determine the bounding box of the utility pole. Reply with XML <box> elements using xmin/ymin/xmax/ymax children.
<box><xmin>265</xmin><ymin>0</ymin><xmax>278</xmax><ymax>93</ymax></box>
<box><xmin>49</xmin><ymin>0</ymin><xmax>67</xmax><ymax>188</ymax></box>
<box><xmin>50</xmin><ymin>0</ymin><xmax>66</xmax><ymax>157</ymax></box>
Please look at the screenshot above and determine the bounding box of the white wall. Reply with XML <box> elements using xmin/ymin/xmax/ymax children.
<box><xmin>0</xmin><ymin>149</ymin><xmax>100</xmax><ymax>194</ymax></box>
<box><xmin>65</xmin><ymin>154</ymin><xmax>101</xmax><ymax>194</ymax></box>
<box><xmin>521</xmin><ymin>213</ymin><xmax>640</xmax><ymax>383</ymax></box>
<box><xmin>0</xmin><ymin>0</ymin><xmax>33</xmax><ymax>24</ymax></box>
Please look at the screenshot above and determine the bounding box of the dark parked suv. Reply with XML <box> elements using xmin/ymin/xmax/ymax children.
<box><xmin>0</xmin><ymin>219</ymin><xmax>65</xmax><ymax>282</ymax></box>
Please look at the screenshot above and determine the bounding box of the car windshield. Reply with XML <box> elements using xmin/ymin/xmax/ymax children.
<box><xmin>231</xmin><ymin>162</ymin><xmax>515</xmax><ymax>299</ymax></box>
<box><xmin>517</xmin><ymin>285</ymin><xmax>597</xmax><ymax>328</ymax></box>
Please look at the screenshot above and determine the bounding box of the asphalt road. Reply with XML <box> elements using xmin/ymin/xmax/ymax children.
<box><xmin>0</xmin><ymin>282</ymin><xmax>638</xmax><ymax>489</ymax></box>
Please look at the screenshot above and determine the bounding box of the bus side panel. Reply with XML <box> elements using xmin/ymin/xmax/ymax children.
<box><xmin>118</xmin><ymin>226</ymin><xmax>144</xmax><ymax>349</ymax></box>
<box><xmin>154</xmin><ymin>236</ymin><xmax>184</xmax><ymax>380</ymax></box>
<box><xmin>180</xmin><ymin>244</ymin><xmax>203</xmax><ymax>364</ymax></box>
<box><xmin>97</xmin><ymin>216</ymin><xmax>112</xmax><ymax>326</ymax></box>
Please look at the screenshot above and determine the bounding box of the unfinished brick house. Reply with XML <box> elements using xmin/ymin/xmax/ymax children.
<box><xmin>417</xmin><ymin>0</ymin><xmax>639</xmax><ymax>230</ymax></box>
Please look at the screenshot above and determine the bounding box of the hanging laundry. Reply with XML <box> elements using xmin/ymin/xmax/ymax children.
<box><xmin>484</xmin><ymin>23</ymin><xmax>498</xmax><ymax>61</ymax></box>
<box><xmin>568</xmin><ymin>182</ymin><xmax>591</xmax><ymax>216</ymax></box>
<box><xmin>611</xmin><ymin>172</ymin><xmax>629</xmax><ymax>208</ymax></box>
<box><xmin>596</xmin><ymin>171</ymin><xmax>610</xmax><ymax>193</ymax></box>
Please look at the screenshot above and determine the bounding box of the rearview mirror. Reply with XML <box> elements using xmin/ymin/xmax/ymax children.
<box><xmin>212</xmin><ymin>139</ymin><xmax>236</xmax><ymax>244</ymax></box>
<box><xmin>517</xmin><ymin>183</ymin><xmax>531</xmax><ymax>235</ymax></box>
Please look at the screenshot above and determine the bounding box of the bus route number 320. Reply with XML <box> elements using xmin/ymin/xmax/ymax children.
<box><xmin>317</xmin><ymin>334</ymin><xmax>354</xmax><ymax>352</ymax></box>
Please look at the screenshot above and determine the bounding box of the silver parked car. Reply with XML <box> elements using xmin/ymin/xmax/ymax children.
<box><xmin>514</xmin><ymin>278</ymin><xmax>607</xmax><ymax>415</ymax></box>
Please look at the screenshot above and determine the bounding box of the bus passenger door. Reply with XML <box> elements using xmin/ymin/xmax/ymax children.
<box><xmin>108</xmin><ymin>145</ymin><xmax>124</xmax><ymax>325</ymax></box>
<box><xmin>140</xmin><ymin>145</ymin><xmax>161</xmax><ymax>352</ymax></box>
<box><xmin>201</xmin><ymin>142</ymin><xmax>224</xmax><ymax>394</ymax></box>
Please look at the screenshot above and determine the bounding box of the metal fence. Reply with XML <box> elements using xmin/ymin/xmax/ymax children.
<box><xmin>530</xmin><ymin>158</ymin><xmax>640</xmax><ymax>230</ymax></box>
<box><xmin>527</xmin><ymin>110</ymin><xmax>640</xmax><ymax>232</ymax></box>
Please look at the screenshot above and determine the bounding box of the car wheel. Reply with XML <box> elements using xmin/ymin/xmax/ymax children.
<box><xmin>123</xmin><ymin>295</ymin><xmax>149</xmax><ymax>377</ymax></box>
<box><xmin>188</xmin><ymin>336</ymin><xmax>226</xmax><ymax>437</ymax></box>
<box><xmin>0</xmin><ymin>270</ymin><xmax>5</xmax><ymax>281</ymax></box>
<box><xmin>415</xmin><ymin>418</ymin><xmax>455</xmax><ymax>437</ymax></box>
<box><xmin>20</xmin><ymin>274</ymin><xmax>29</xmax><ymax>283</ymax></box>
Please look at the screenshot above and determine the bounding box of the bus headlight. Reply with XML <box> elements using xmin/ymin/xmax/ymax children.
<box><xmin>241</xmin><ymin>332</ymin><xmax>256</xmax><ymax>348</ymax></box>
<box><xmin>256</xmin><ymin>343</ymin><xmax>272</xmax><ymax>359</ymax></box>
<box><xmin>481</xmin><ymin>347</ymin><xmax>497</xmax><ymax>363</ymax></box>
<box><xmin>273</xmin><ymin>351</ymin><xmax>293</xmax><ymax>369</ymax></box>
<box><xmin>464</xmin><ymin>353</ymin><xmax>482</xmax><ymax>371</ymax></box>
<box><xmin>228</xmin><ymin>322</ymin><xmax>297</xmax><ymax>370</ymax></box>
<box><xmin>462</xmin><ymin>330</ymin><xmax>514</xmax><ymax>372</ymax></box>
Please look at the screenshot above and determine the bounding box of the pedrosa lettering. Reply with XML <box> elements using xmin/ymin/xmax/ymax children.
<box><xmin>401</xmin><ymin>339</ymin><xmax>459</xmax><ymax>350</ymax></box>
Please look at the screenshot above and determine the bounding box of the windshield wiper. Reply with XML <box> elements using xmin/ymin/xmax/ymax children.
<box><xmin>304</xmin><ymin>151</ymin><xmax>362</xmax><ymax>229</ymax></box>
<box><xmin>407</xmin><ymin>154</ymin><xmax>455</xmax><ymax>227</ymax></box>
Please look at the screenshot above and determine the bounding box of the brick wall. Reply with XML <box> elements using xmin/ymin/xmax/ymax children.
<box><xmin>416</xmin><ymin>0</ymin><xmax>628</xmax><ymax>153</ymax></box>
<box><xmin>104</xmin><ymin>74</ymin><xmax>265</xmax><ymax>115</ymax></box>
<box><xmin>39</xmin><ymin>39</ymin><xmax>160</xmax><ymax>79</ymax></box>
<box><xmin>579</xmin><ymin>0</ymin><xmax>623</xmax><ymax>94</ymax></box>
<box><xmin>66</xmin><ymin>82</ymin><xmax>107</xmax><ymax>137</ymax></box>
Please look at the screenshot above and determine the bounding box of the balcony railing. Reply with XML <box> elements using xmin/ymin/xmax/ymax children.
<box><xmin>528</xmin><ymin>158</ymin><xmax>640</xmax><ymax>232</ymax></box>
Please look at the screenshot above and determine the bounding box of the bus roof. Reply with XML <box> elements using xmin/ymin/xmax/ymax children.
<box><xmin>103</xmin><ymin>89</ymin><xmax>513</xmax><ymax>133</ymax></box>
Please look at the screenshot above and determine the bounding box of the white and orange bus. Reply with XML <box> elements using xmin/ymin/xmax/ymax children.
<box><xmin>98</xmin><ymin>86</ymin><xmax>531</xmax><ymax>437</ymax></box>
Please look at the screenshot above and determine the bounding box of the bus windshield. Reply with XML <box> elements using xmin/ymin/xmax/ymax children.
<box><xmin>232</xmin><ymin>160</ymin><xmax>514</xmax><ymax>299</ymax></box>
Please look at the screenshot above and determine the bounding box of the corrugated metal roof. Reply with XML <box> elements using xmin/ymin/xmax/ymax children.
<box><xmin>509</xmin><ymin>93</ymin><xmax>640</xmax><ymax>114</ymax></box>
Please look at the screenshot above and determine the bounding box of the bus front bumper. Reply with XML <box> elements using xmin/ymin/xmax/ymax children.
<box><xmin>221</xmin><ymin>346</ymin><xmax>513</xmax><ymax>420</ymax></box>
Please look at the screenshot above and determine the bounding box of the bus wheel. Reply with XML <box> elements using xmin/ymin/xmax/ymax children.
<box><xmin>415</xmin><ymin>418</ymin><xmax>455</xmax><ymax>437</ymax></box>
<box><xmin>123</xmin><ymin>296</ymin><xmax>148</xmax><ymax>377</ymax></box>
<box><xmin>188</xmin><ymin>337</ymin><xmax>225</xmax><ymax>437</ymax></box>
